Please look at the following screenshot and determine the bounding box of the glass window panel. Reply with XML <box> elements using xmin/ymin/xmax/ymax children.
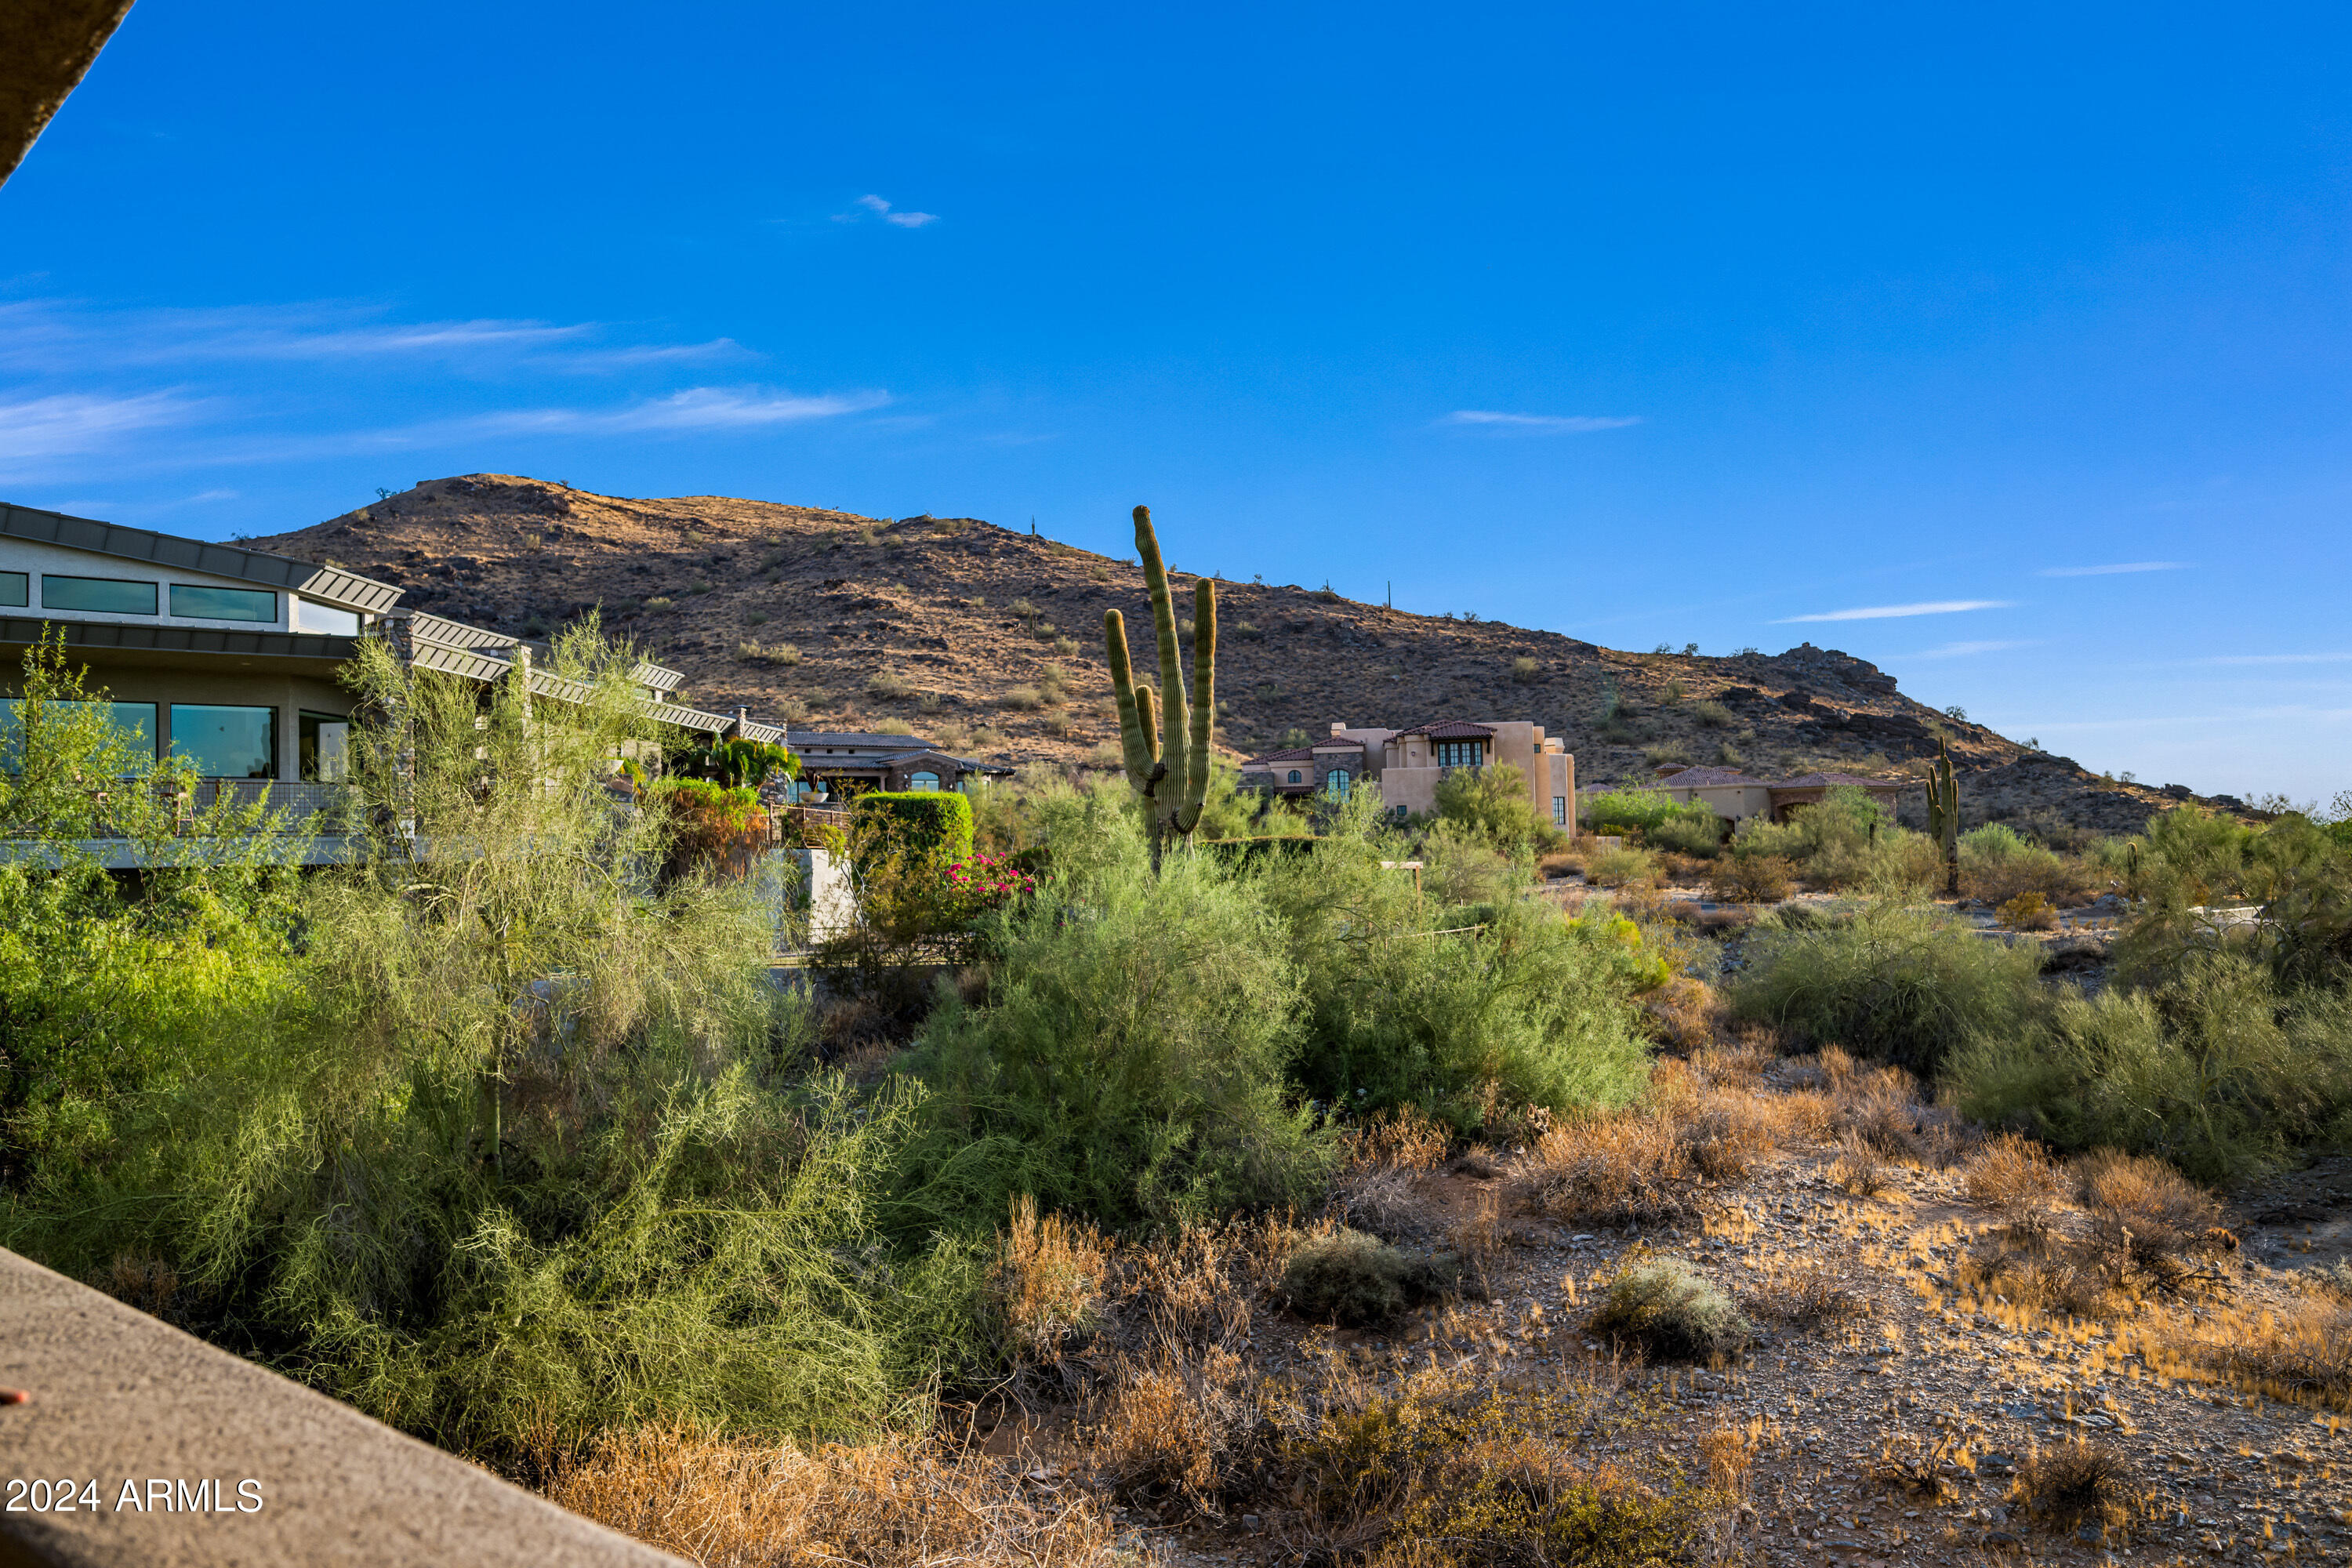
<box><xmin>169</xmin><ymin>704</ymin><xmax>277</xmax><ymax>779</ymax></box>
<box><xmin>299</xmin><ymin>710</ymin><xmax>351</xmax><ymax>782</ymax></box>
<box><xmin>0</xmin><ymin>572</ymin><xmax>25</xmax><ymax>608</ymax></box>
<box><xmin>171</xmin><ymin>583</ymin><xmax>277</xmax><ymax>622</ymax></box>
<box><xmin>1</xmin><ymin>700</ymin><xmax>158</xmax><ymax>771</ymax></box>
<box><xmin>293</xmin><ymin>599</ymin><xmax>360</xmax><ymax>636</ymax></box>
<box><xmin>908</xmin><ymin>771</ymin><xmax>939</xmax><ymax>790</ymax></box>
<box><xmin>42</xmin><ymin>575</ymin><xmax>158</xmax><ymax>615</ymax></box>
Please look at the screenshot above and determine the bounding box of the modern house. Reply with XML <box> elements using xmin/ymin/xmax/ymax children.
<box><xmin>1241</xmin><ymin>719</ymin><xmax>1577</xmax><ymax>832</ymax></box>
<box><xmin>1636</xmin><ymin>764</ymin><xmax>1904</xmax><ymax>825</ymax></box>
<box><xmin>0</xmin><ymin>501</ymin><xmax>804</xmax><ymax>858</ymax></box>
<box><xmin>786</xmin><ymin>730</ymin><xmax>1012</xmax><ymax>800</ymax></box>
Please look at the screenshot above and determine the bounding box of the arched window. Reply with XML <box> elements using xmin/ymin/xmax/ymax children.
<box><xmin>909</xmin><ymin>771</ymin><xmax>940</xmax><ymax>791</ymax></box>
<box><xmin>1287</xmin><ymin>769</ymin><xmax>1303</xmax><ymax>785</ymax></box>
<box><xmin>1325</xmin><ymin>768</ymin><xmax>1352</xmax><ymax>799</ymax></box>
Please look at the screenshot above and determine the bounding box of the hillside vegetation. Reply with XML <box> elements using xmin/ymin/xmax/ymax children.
<box><xmin>245</xmin><ymin>474</ymin><xmax>2213</xmax><ymax>833</ymax></box>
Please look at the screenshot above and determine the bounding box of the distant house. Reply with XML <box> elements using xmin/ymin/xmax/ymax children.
<box><xmin>786</xmin><ymin>731</ymin><xmax>1012</xmax><ymax>799</ymax></box>
<box><xmin>1240</xmin><ymin>719</ymin><xmax>1577</xmax><ymax>832</ymax></box>
<box><xmin>1632</xmin><ymin>765</ymin><xmax>1904</xmax><ymax>826</ymax></box>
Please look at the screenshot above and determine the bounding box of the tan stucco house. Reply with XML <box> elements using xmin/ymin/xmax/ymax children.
<box><xmin>1241</xmin><ymin>719</ymin><xmax>1577</xmax><ymax>833</ymax></box>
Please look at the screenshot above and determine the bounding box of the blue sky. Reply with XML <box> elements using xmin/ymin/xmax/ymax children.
<box><xmin>4</xmin><ymin>2</ymin><xmax>2349</xmax><ymax>800</ymax></box>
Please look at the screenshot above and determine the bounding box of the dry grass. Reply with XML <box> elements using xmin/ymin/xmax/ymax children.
<box><xmin>989</xmin><ymin>1197</ymin><xmax>1109</xmax><ymax>1384</ymax></box>
<box><xmin>1962</xmin><ymin>1133</ymin><xmax>2070</xmax><ymax>1232</ymax></box>
<box><xmin>2074</xmin><ymin>1149</ymin><xmax>2234</xmax><ymax>1283</ymax></box>
<box><xmin>1520</xmin><ymin>1113</ymin><xmax>1706</xmax><ymax>1228</ymax></box>
<box><xmin>1090</xmin><ymin>1345</ymin><xmax>1258</xmax><ymax>1516</ymax></box>
<box><xmin>1826</xmin><ymin>1135</ymin><xmax>1891</xmax><ymax>1198</ymax></box>
<box><xmin>1641</xmin><ymin>975</ymin><xmax>1718</xmax><ymax>1051</ymax></box>
<box><xmin>1864</xmin><ymin>1431</ymin><xmax>1958</xmax><ymax>1502</ymax></box>
<box><xmin>2015</xmin><ymin>1437</ymin><xmax>2136</xmax><ymax>1530</ymax></box>
<box><xmin>1744</xmin><ymin>1260</ymin><xmax>1871</xmax><ymax>1329</ymax></box>
<box><xmin>1708</xmin><ymin>855</ymin><xmax>1795</xmax><ymax>903</ymax></box>
<box><xmin>1344</xmin><ymin>1105</ymin><xmax>1452</xmax><ymax>1172</ymax></box>
<box><xmin>2140</xmin><ymin>1296</ymin><xmax>2352</xmax><ymax>1410</ymax></box>
<box><xmin>547</xmin><ymin>1426</ymin><xmax>1112</xmax><ymax>1568</ymax></box>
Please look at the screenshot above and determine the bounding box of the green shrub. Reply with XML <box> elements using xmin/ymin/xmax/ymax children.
<box><xmin>1586</xmin><ymin>843</ymin><xmax>1660</xmax><ymax>887</ymax></box>
<box><xmin>1961</xmin><ymin>823</ymin><xmax>2086</xmax><ymax>906</ymax></box>
<box><xmin>855</xmin><ymin>789</ymin><xmax>976</xmax><ymax>862</ymax></box>
<box><xmin>1590</xmin><ymin>1255</ymin><xmax>1751</xmax><ymax>1361</ymax></box>
<box><xmin>1726</xmin><ymin>899</ymin><xmax>2043</xmax><ymax>1074</ymax></box>
<box><xmin>1648</xmin><ymin>811</ymin><xmax>1724</xmax><ymax>858</ymax></box>
<box><xmin>1279</xmin><ymin>1229</ymin><xmax>1446</xmax><ymax>1327</ymax></box>
<box><xmin>1433</xmin><ymin>762</ymin><xmax>1566</xmax><ymax>858</ymax></box>
<box><xmin>1581</xmin><ymin>787</ymin><xmax>1684</xmax><ymax>837</ymax></box>
<box><xmin>1947</xmin><ymin>952</ymin><xmax>2352</xmax><ymax>1182</ymax></box>
<box><xmin>4</xmin><ymin>627</ymin><xmax>976</xmax><ymax>1459</ymax></box>
<box><xmin>902</xmin><ymin>836</ymin><xmax>1331</xmax><ymax>1226</ymax></box>
<box><xmin>1692</xmin><ymin>699</ymin><xmax>1733</xmax><ymax>729</ymax></box>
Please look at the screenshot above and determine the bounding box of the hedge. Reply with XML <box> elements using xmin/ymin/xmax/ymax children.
<box><xmin>855</xmin><ymin>789</ymin><xmax>975</xmax><ymax>861</ymax></box>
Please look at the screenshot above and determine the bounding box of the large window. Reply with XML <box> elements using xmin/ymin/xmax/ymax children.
<box><xmin>1553</xmin><ymin>796</ymin><xmax>1568</xmax><ymax>825</ymax></box>
<box><xmin>171</xmin><ymin>583</ymin><xmax>277</xmax><ymax>623</ymax></box>
<box><xmin>170</xmin><ymin>704</ymin><xmax>276</xmax><ymax>779</ymax></box>
<box><xmin>299</xmin><ymin>710</ymin><xmax>350</xmax><ymax>782</ymax></box>
<box><xmin>293</xmin><ymin>598</ymin><xmax>361</xmax><ymax>636</ymax></box>
<box><xmin>1434</xmin><ymin>739</ymin><xmax>1483</xmax><ymax>768</ymax></box>
<box><xmin>907</xmin><ymin>770</ymin><xmax>940</xmax><ymax>790</ymax></box>
<box><xmin>1325</xmin><ymin>768</ymin><xmax>1352</xmax><ymax>799</ymax></box>
<box><xmin>1</xmin><ymin>700</ymin><xmax>157</xmax><ymax>771</ymax></box>
<box><xmin>43</xmin><ymin>575</ymin><xmax>157</xmax><ymax>615</ymax></box>
<box><xmin>0</xmin><ymin>572</ymin><xmax>25</xmax><ymax>608</ymax></box>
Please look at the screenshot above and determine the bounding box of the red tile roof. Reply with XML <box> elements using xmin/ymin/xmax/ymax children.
<box><xmin>1243</xmin><ymin>746</ymin><xmax>1319</xmax><ymax>766</ymax></box>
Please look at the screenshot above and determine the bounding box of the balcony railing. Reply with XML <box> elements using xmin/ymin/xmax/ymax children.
<box><xmin>179</xmin><ymin>779</ymin><xmax>366</xmax><ymax>833</ymax></box>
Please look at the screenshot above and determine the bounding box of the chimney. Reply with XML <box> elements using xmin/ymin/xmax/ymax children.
<box><xmin>1330</xmin><ymin>722</ymin><xmax>1347</xmax><ymax>735</ymax></box>
<box><xmin>728</xmin><ymin>706</ymin><xmax>750</xmax><ymax>739</ymax></box>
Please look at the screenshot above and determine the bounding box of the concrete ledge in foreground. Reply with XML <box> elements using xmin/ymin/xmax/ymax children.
<box><xmin>0</xmin><ymin>1247</ymin><xmax>683</xmax><ymax>1568</ymax></box>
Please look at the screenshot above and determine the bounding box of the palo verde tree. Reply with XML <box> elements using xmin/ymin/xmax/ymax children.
<box><xmin>1103</xmin><ymin>504</ymin><xmax>1216</xmax><ymax>872</ymax></box>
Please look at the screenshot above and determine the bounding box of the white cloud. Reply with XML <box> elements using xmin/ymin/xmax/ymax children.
<box><xmin>1911</xmin><ymin>639</ymin><xmax>2036</xmax><ymax>659</ymax></box>
<box><xmin>837</xmin><ymin>194</ymin><xmax>940</xmax><ymax>228</ymax></box>
<box><xmin>1439</xmin><ymin>409</ymin><xmax>1641</xmax><ymax>433</ymax></box>
<box><xmin>0</xmin><ymin>390</ymin><xmax>205</xmax><ymax>469</ymax></box>
<box><xmin>0</xmin><ymin>299</ymin><xmax>741</xmax><ymax>375</ymax></box>
<box><xmin>368</xmin><ymin>386</ymin><xmax>891</xmax><ymax>446</ymax></box>
<box><xmin>1775</xmin><ymin>600</ymin><xmax>2013</xmax><ymax>623</ymax></box>
<box><xmin>2037</xmin><ymin>561</ymin><xmax>2186</xmax><ymax>577</ymax></box>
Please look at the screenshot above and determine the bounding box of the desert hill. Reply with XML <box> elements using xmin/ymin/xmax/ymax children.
<box><xmin>245</xmin><ymin>474</ymin><xmax>2213</xmax><ymax>834</ymax></box>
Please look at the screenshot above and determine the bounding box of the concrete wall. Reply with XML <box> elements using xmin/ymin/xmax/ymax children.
<box><xmin>0</xmin><ymin>1247</ymin><xmax>681</xmax><ymax>1568</ymax></box>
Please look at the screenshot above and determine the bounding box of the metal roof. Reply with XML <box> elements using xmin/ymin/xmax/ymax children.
<box><xmin>0</xmin><ymin>502</ymin><xmax>405</xmax><ymax>614</ymax></box>
<box><xmin>406</xmin><ymin>613</ymin><xmax>684</xmax><ymax>693</ymax></box>
<box><xmin>0</xmin><ymin>615</ymin><xmax>358</xmax><ymax>661</ymax></box>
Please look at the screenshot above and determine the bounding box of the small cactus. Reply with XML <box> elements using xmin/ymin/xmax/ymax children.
<box><xmin>1103</xmin><ymin>505</ymin><xmax>1215</xmax><ymax>870</ymax></box>
<box><xmin>1925</xmin><ymin>739</ymin><xmax>1961</xmax><ymax>898</ymax></box>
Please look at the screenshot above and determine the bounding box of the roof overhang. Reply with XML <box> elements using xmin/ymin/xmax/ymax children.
<box><xmin>2</xmin><ymin>502</ymin><xmax>405</xmax><ymax>614</ymax></box>
<box><xmin>0</xmin><ymin>613</ymin><xmax>358</xmax><ymax>664</ymax></box>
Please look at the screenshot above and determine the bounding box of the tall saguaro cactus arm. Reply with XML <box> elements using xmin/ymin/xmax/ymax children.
<box><xmin>1134</xmin><ymin>506</ymin><xmax>1190</xmax><ymax>807</ymax></box>
<box><xmin>1104</xmin><ymin>609</ymin><xmax>1156</xmax><ymax>793</ymax></box>
<box><xmin>1103</xmin><ymin>505</ymin><xmax>1218</xmax><ymax>867</ymax></box>
<box><xmin>1178</xmin><ymin>577</ymin><xmax>1216</xmax><ymax>833</ymax></box>
<box><xmin>1926</xmin><ymin>739</ymin><xmax>1961</xmax><ymax>898</ymax></box>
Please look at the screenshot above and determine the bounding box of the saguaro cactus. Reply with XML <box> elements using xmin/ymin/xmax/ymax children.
<box><xmin>1925</xmin><ymin>738</ymin><xmax>1961</xmax><ymax>898</ymax></box>
<box><xmin>1103</xmin><ymin>505</ymin><xmax>1216</xmax><ymax>871</ymax></box>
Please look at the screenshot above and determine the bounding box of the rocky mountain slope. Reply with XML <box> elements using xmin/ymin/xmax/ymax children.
<box><xmin>246</xmin><ymin>474</ymin><xmax>2217</xmax><ymax>833</ymax></box>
